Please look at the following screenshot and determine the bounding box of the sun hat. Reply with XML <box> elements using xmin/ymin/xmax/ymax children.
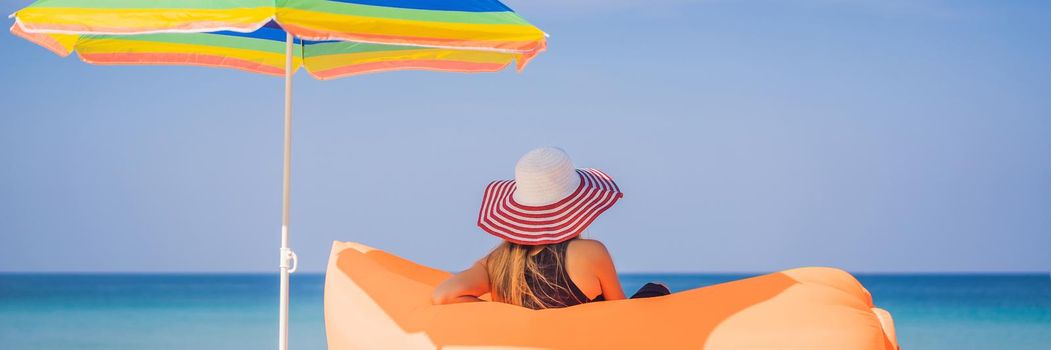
<box><xmin>477</xmin><ymin>147</ymin><xmax>623</xmax><ymax>245</ymax></box>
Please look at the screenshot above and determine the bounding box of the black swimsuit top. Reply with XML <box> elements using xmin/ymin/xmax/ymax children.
<box><xmin>521</xmin><ymin>241</ymin><xmax>605</xmax><ymax>310</ymax></box>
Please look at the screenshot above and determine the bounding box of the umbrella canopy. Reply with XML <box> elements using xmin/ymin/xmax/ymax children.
<box><xmin>9</xmin><ymin>1</ymin><xmax>547</xmax><ymax>349</ymax></box>
<box><xmin>10</xmin><ymin>0</ymin><xmax>546</xmax><ymax>76</ymax></box>
<box><xmin>13</xmin><ymin>19</ymin><xmax>531</xmax><ymax>79</ymax></box>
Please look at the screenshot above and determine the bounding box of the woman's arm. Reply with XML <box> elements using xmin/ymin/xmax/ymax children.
<box><xmin>576</xmin><ymin>239</ymin><xmax>627</xmax><ymax>300</ymax></box>
<box><xmin>431</xmin><ymin>258</ymin><xmax>490</xmax><ymax>305</ymax></box>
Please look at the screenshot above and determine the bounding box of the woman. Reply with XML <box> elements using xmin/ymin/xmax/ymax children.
<box><xmin>432</xmin><ymin>147</ymin><xmax>669</xmax><ymax>309</ymax></box>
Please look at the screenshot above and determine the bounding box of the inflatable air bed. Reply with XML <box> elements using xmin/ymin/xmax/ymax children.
<box><xmin>324</xmin><ymin>241</ymin><xmax>899</xmax><ymax>349</ymax></box>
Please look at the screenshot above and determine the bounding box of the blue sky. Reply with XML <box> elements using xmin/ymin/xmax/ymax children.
<box><xmin>0</xmin><ymin>0</ymin><xmax>1048</xmax><ymax>273</ymax></box>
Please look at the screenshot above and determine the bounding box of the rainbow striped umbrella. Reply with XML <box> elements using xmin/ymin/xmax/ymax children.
<box><xmin>11</xmin><ymin>0</ymin><xmax>545</xmax><ymax>77</ymax></box>
<box><xmin>9</xmin><ymin>1</ymin><xmax>546</xmax><ymax>348</ymax></box>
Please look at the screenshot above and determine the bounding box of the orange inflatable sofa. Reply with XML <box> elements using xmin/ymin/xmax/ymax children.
<box><xmin>324</xmin><ymin>241</ymin><xmax>899</xmax><ymax>349</ymax></box>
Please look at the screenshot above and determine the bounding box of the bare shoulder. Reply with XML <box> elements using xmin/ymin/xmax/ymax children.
<box><xmin>567</xmin><ymin>238</ymin><xmax>612</xmax><ymax>259</ymax></box>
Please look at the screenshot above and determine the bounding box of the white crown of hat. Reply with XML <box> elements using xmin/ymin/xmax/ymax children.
<box><xmin>512</xmin><ymin>147</ymin><xmax>582</xmax><ymax>206</ymax></box>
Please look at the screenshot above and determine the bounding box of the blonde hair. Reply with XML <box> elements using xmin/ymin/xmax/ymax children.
<box><xmin>485</xmin><ymin>239</ymin><xmax>580</xmax><ymax>309</ymax></box>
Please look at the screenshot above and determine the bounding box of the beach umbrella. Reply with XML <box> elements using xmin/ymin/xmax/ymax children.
<box><xmin>8</xmin><ymin>1</ymin><xmax>546</xmax><ymax>349</ymax></box>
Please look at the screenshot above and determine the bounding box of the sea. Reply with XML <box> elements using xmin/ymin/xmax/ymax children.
<box><xmin>1</xmin><ymin>273</ymin><xmax>1048</xmax><ymax>349</ymax></box>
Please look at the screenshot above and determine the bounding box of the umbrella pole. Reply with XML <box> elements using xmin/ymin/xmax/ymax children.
<box><xmin>278</xmin><ymin>32</ymin><xmax>298</xmax><ymax>350</ymax></box>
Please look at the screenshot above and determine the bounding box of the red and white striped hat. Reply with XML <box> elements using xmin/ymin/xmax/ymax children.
<box><xmin>477</xmin><ymin>147</ymin><xmax>623</xmax><ymax>245</ymax></box>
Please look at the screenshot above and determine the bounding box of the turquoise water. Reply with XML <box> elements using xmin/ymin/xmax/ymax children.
<box><xmin>1</xmin><ymin>273</ymin><xmax>1049</xmax><ymax>349</ymax></box>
